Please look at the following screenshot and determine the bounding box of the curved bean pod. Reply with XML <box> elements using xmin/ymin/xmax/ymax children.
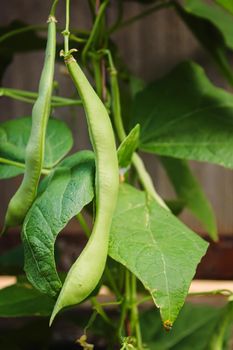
<box><xmin>2</xmin><ymin>14</ymin><xmax>57</xmax><ymax>232</ymax></box>
<box><xmin>50</xmin><ymin>54</ymin><xmax>119</xmax><ymax>324</ymax></box>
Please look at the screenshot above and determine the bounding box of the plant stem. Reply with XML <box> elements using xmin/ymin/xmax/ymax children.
<box><xmin>50</xmin><ymin>0</ymin><xmax>59</xmax><ymax>16</ymax></box>
<box><xmin>189</xmin><ymin>289</ymin><xmax>233</xmax><ymax>297</ymax></box>
<box><xmin>132</xmin><ymin>153</ymin><xmax>169</xmax><ymax>209</ymax></box>
<box><xmin>0</xmin><ymin>25</ymin><xmax>46</xmax><ymax>44</ymax></box>
<box><xmin>208</xmin><ymin>301</ymin><xmax>233</xmax><ymax>350</ymax></box>
<box><xmin>0</xmin><ymin>87</ymin><xmax>82</xmax><ymax>107</ymax></box>
<box><xmin>82</xmin><ymin>0</ymin><xmax>109</xmax><ymax>63</ymax></box>
<box><xmin>101</xmin><ymin>49</ymin><xmax>168</xmax><ymax>209</ymax></box>
<box><xmin>76</xmin><ymin>212</ymin><xmax>91</xmax><ymax>237</ymax></box>
<box><xmin>130</xmin><ymin>274</ymin><xmax>143</xmax><ymax>349</ymax></box>
<box><xmin>63</xmin><ymin>0</ymin><xmax>70</xmax><ymax>54</ymax></box>
<box><xmin>90</xmin><ymin>297</ymin><xmax>113</xmax><ymax>326</ymax></box>
<box><xmin>0</xmin><ymin>157</ymin><xmax>50</xmax><ymax>175</ymax></box>
<box><xmin>111</xmin><ymin>0</ymin><xmax>173</xmax><ymax>33</ymax></box>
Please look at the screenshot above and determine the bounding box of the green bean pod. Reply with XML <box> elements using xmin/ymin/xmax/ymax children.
<box><xmin>50</xmin><ymin>54</ymin><xmax>119</xmax><ymax>325</ymax></box>
<box><xmin>2</xmin><ymin>15</ymin><xmax>57</xmax><ymax>232</ymax></box>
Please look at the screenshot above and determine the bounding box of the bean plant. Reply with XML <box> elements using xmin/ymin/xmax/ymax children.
<box><xmin>0</xmin><ymin>0</ymin><xmax>233</xmax><ymax>349</ymax></box>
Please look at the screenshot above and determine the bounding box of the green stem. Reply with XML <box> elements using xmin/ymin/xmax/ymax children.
<box><xmin>91</xmin><ymin>56</ymin><xmax>103</xmax><ymax>97</ymax></box>
<box><xmin>63</xmin><ymin>0</ymin><xmax>70</xmax><ymax>54</ymax></box>
<box><xmin>0</xmin><ymin>25</ymin><xmax>46</xmax><ymax>44</ymax></box>
<box><xmin>76</xmin><ymin>212</ymin><xmax>91</xmax><ymax>237</ymax></box>
<box><xmin>101</xmin><ymin>49</ymin><xmax>168</xmax><ymax>209</ymax></box>
<box><xmin>131</xmin><ymin>274</ymin><xmax>143</xmax><ymax>349</ymax></box>
<box><xmin>90</xmin><ymin>297</ymin><xmax>113</xmax><ymax>326</ymax></box>
<box><xmin>0</xmin><ymin>157</ymin><xmax>50</xmax><ymax>175</ymax></box>
<box><xmin>70</xmin><ymin>33</ymin><xmax>88</xmax><ymax>43</ymax></box>
<box><xmin>208</xmin><ymin>301</ymin><xmax>233</xmax><ymax>350</ymax></box>
<box><xmin>132</xmin><ymin>153</ymin><xmax>168</xmax><ymax>209</ymax></box>
<box><xmin>111</xmin><ymin>0</ymin><xmax>173</xmax><ymax>33</ymax></box>
<box><xmin>82</xmin><ymin>0</ymin><xmax>109</xmax><ymax>63</ymax></box>
<box><xmin>50</xmin><ymin>0</ymin><xmax>59</xmax><ymax>16</ymax></box>
<box><xmin>0</xmin><ymin>87</ymin><xmax>82</xmax><ymax>107</ymax></box>
<box><xmin>189</xmin><ymin>289</ymin><xmax>233</xmax><ymax>297</ymax></box>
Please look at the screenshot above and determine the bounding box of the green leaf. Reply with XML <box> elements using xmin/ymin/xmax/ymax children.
<box><xmin>183</xmin><ymin>0</ymin><xmax>233</xmax><ymax>50</ymax></box>
<box><xmin>22</xmin><ymin>151</ymin><xmax>95</xmax><ymax>297</ymax></box>
<box><xmin>207</xmin><ymin>301</ymin><xmax>233</xmax><ymax>350</ymax></box>
<box><xmin>0</xmin><ymin>116</ymin><xmax>73</xmax><ymax>173</ymax></box>
<box><xmin>165</xmin><ymin>199</ymin><xmax>185</xmax><ymax>216</ymax></box>
<box><xmin>117</xmin><ymin>124</ymin><xmax>140</xmax><ymax>169</ymax></box>
<box><xmin>215</xmin><ymin>0</ymin><xmax>233</xmax><ymax>16</ymax></box>
<box><xmin>0</xmin><ymin>164</ymin><xmax>24</xmax><ymax>179</ymax></box>
<box><xmin>140</xmin><ymin>303</ymin><xmax>225</xmax><ymax>349</ymax></box>
<box><xmin>131</xmin><ymin>61</ymin><xmax>233</xmax><ymax>168</ymax></box>
<box><xmin>0</xmin><ymin>279</ymin><xmax>54</xmax><ymax>317</ymax></box>
<box><xmin>160</xmin><ymin>157</ymin><xmax>217</xmax><ymax>240</ymax></box>
<box><xmin>175</xmin><ymin>2</ymin><xmax>233</xmax><ymax>87</ymax></box>
<box><xmin>109</xmin><ymin>184</ymin><xmax>208</xmax><ymax>325</ymax></box>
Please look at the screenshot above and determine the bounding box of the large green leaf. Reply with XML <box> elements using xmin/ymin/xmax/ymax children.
<box><xmin>216</xmin><ymin>0</ymin><xmax>233</xmax><ymax>15</ymax></box>
<box><xmin>140</xmin><ymin>303</ymin><xmax>227</xmax><ymax>349</ymax></box>
<box><xmin>22</xmin><ymin>151</ymin><xmax>95</xmax><ymax>297</ymax></box>
<box><xmin>0</xmin><ymin>164</ymin><xmax>24</xmax><ymax>179</ymax></box>
<box><xmin>183</xmin><ymin>0</ymin><xmax>233</xmax><ymax>50</ymax></box>
<box><xmin>160</xmin><ymin>157</ymin><xmax>217</xmax><ymax>240</ymax></box>
<box><xmin>0</xmin><ymin>279</ymin><xmax>54</xmax><ymax>317</ymax></box>
<box><xmin>109</xmin><ymin>184</ymin><xmax>208</xmax><ymax>325</ymax></box>
<box><xmin>0</xmin><ymin>117</ymin><xmax>73</xmax><ymax>177</ymax></box>
<box><xmin>131</xmin><ymin>61</ymin><xmax>233</xmax><ymax>168</ymax></box>
<box><xmin>175</xmin><ymin>2</ymin><xmax>233</xmax><ymax>87</ymax></box>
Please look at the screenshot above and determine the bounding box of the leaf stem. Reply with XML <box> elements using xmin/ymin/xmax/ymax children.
<box><xmin>0</xmin><ymin>87</ymin><xmax>82</xmax><ymax>107</ymax></box>
<box><xmin>50</xmin><ymin>0</ymin><xmax>59</xmax><ymax>16</ymax></box>
<box><xmin>63</xmin><ymin>0</ymin><xmax>70</xmax><ymax>55</ymax></box>
<box><xmin>81</xmin><ymin>0</ymin><xmax>109</xmax><ymax>63</ymax></box>
<box><xmin>188</xmin><ymin>289</ymin><xmax>233</xmax><ymax>297</ymax></box>
<box><xmin>130</xmin><ymin>274</ymin><xmax>143</xmax><ymax>349</ymax></box>
<box><xmin>0</xmin><ymin>157</ymin><xmax>50</xmax><ymax>175</ymax></box>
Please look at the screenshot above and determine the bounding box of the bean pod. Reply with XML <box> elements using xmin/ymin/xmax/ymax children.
<box><xmin>50</xmin><ymin>54</ymin><xmax>119</xmax><ymax>324</ymax></box>
<box><xmin>2</xmin><ymin>14</ymin><xmax>57</xmax><ymax>232</ymax></box>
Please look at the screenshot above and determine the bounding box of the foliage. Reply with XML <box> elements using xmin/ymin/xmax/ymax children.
<box><xmin>0</xmin><ymin>0</ymin><xmax>233</xmax><ymax>349</ymax></box>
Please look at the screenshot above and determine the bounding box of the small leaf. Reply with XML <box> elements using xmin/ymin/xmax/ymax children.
<box><xmin>131</xmin><ymin>61</ymin><xmax>233</xmax><ymax>168</ymax></box>
<box><xmin>0</xmin><ymin>116</ymin><xmax>73</xmax><ymax>170</ymax></box>
<box><xmin>160</xmin><ymin>157</ymin><xmax>217</xmax><ymax>240</ymax></box>
<box><xmin>0</xmin><ymin>279</ymin><xmax>54</xmax><ymax>317</ymax></box>
<box><xmin>109</xmin><ymin>184</ymin><xmax>208</xmax><ymax>325</ymax></box>
<box><xmin>22</xmin><ymin>151</ymin><xmax>95</xmax><ymax>297</ymax></box>
<box><xmin>117</xmin><ymin>124</ymin><xmax>140</xmax><ymax>169</ymax></box>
